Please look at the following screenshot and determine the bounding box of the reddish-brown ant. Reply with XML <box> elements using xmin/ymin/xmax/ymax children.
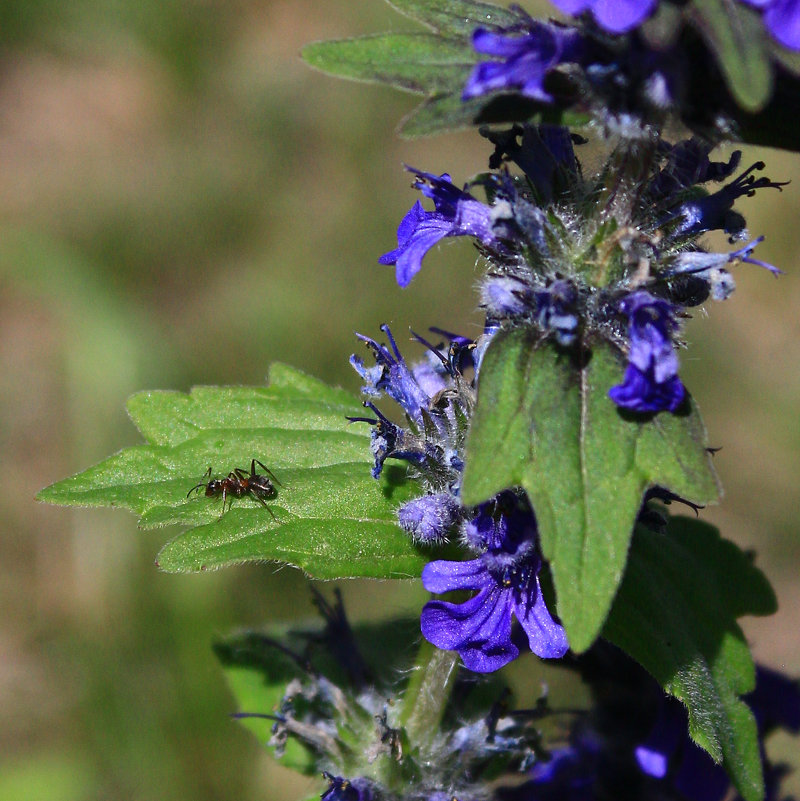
<box><xmin>187</xmin><ymin>459</ymin><xmax>281</xmax><ymax>519</ymax></box>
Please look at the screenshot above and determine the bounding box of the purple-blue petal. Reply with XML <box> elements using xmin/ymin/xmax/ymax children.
<box><xmin>742</xmin><ymin>0</ymin><xmax>800</xmax><ymax>49</ymax></box>
<box><xmin>463</xmin><ymin>22</ymin><xmax>583</xmax><ymax>103</ymax></box>
<box><xmin>422</xmin><ymin>558</ymin><xmax>489</xmax><ymax>594</ymax></box>
<box><xmin>764</xmin><ymin>0</ymin><xmax>800</xmax><ymax>49</ymax></box>
<box><xmin>379</xmin><ymin>203</ymin><xmax>453</xmax><ymax>288</ymax></box>
<box><xmin>514</xmin><ymin>574</ymin><xmax>569</xmax><ymax>658</ymax></box>
<box><xmin>549</xmin><ymin>0</ymin><xmax>657</xmax><ymax>32</ymax></box>
<box><xmin>610</xmin><ymin>292</ymin><xmax>685</xmax><ymax>413</ymax></box>
<box><xmin>421</xmin><ymin>584</ymin><xmax>519</xmax><ymax>672</ymax></box>
<box><xmin>380</xmin><ymin>171</ymin><xmax>495</xmax><ymax>287</ymax></box>
<box><xmin>609</xmin><ymin>364</ymin><xmax>685</xmax><ymax>413</ymax></box>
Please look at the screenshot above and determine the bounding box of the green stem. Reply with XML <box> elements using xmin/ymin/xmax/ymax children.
<box><xmin>400</xmin><ymin>639</ymin><xmax>459</xmax><ymax>752</ymax></box>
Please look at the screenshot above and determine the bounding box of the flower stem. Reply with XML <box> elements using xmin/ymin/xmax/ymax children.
<box><xmin>400</xmin><ymin>639</ymin><xmax>459</xmax><ymax>752</ymax></box>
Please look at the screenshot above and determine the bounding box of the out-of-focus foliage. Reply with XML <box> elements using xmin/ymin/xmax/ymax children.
<box><xmin>2</xmin><ymin>1</ymin><xmax>798</xmax><ymax>800</ymax></box>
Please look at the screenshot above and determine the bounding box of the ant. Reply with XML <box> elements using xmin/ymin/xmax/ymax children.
<box><xmin>187</xmin><ymin>459</ymin><xmax>281</xmax><ymax>519</ymax></box>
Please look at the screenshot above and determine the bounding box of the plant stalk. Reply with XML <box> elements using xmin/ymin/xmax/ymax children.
<box><xmin>400</xmin><ymin>639</ymin><xmax>459</xmax><ymax>752</ymax></box>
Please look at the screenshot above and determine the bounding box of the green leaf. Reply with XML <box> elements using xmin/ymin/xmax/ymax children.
<box><xmin>460</xmin><ymin>329</ymin><xmax>719</xmax><ymax>652</ymax></box>
<box><xmin>300</xmin><ymin>3</ymin><xmax>588</xmax><ymax>138</ymax></box>
<box><xmin>38</xmin><ymin>364</ymin><xmax>427</xmax><ymax>579</ymax></box>
<box><xmin>213</xmin><ymin>630</ymin><xmax>318</xmax><ymax>774</ymax></box>
<box><xmin>688</xmin><ymin>0</ymin><xmax>772</xmax><ymax>111</ymax></box>
<box><xmin>639</xmin><ymin>0</ymin><xmax>684</xmax><ymax>49</ymax></box>
<box><xmin>302</xmin><ymin>33</ymin><xmax>475</xmax><ymax>95</ymax></box>
<box><xmin>604</xmin><ymin>517</ymin><xmax>776</xmax><ymax>801</ymax></box>
<box><xmin>398</xmin><ymin>91</ymin><xmax>584</xmax><ymax>138</ymax></box>
<box><xmin>214</xmin><ymin>616</ymin><xmax>422</xmax><ymax>772</ymax></box>
<box><xmin>385</xmin><ymin>0</ymin><xmax>521</xmax><ymax>35</ymax></box>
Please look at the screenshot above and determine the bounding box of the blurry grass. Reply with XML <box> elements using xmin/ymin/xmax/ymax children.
<box><xmin>0</xmin><ymin>1</ymin><xmax>797</xmax><ymax>799</ymax></box>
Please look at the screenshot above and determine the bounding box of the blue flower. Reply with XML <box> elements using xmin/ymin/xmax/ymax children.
<box><xmin>420</xmin><ymin>497</ymin><xmax>568</xmax><ymax>672</ymax></box>
<box><xmin>608</xmin><ymin>291</ymin><xmax>685</xmax><ymax>413</ymax></box>
<box><xmin>347</xmin><ymin>402</ymin><xmax>430</xmax><ymax>479</ymax></box>
<box><xmin>379</xmin><ymin>169</ymin><xmax>495</xmax><ymax>287</ymax></box>
<box><xmin>667</xmin><ymin>160</ymin><xmax>787</xmax><ymax>240</ymax></box>
<box><xmin>647</xmin><ymin>140</ymin><xmax>742</xmax><ymax>203</ymax></box>
<box><xmin>667</xmin><ymin>238</ymin><xmax>781</xmax><ymax>301</ymax></box>
<box><xmin>350</xmin><ymin>325</ymin><xmax>431</xmax><ymax>423</ymax></box>
<box><xmin>740</xmin><ymin>0</ymin><xmax>800</xmax><ymax>50</ymax></box>
<box><xmin>349</xmin><ymin>327</ymin><xmax>483</xmax><ymax>481</ymax></box>
<box><xmin>463</xmin><ymin>19</ymin><xmax>584</xmax><ymax>102</ymax></box>
<box><xmin>549</xmin><ymin>0</ymin><xmax>658</xmax><ymax>33</ymax></box>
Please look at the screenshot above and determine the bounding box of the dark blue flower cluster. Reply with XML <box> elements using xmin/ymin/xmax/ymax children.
<box><xmin>380</xmin><ymin>126</ymin><xmax>782</xmax><ymax>414</ymax></box>
<box><xmin>497</xmin><ymin>647</ymin><xmax>800</xmax><ymax>801</ymax></box>
<box><xmin>548</xmin><ymin>0</ymin><xmax>658</xmax><ymax>34</ymax></box>
<box><xmin>741</xmin><ymin>0</ymin><xmax>800</xmax><ymax>50</ymax></box>
<box><xmin>421</xmin><ymin>493</ymin><xmax>568</xmax><ymax>672</ymax></box>
<box><xmin>454</xmin><ymin>0</ymin><xmax>800</xmax><ymax>142</ymax></box>
<box><xmin>607</xmin><ymin>291</ymin><xmax>685</xmax><ymax>413</ymax></box>
<box><xmin>350</xmin><ymin>326</ymin><xmax>568</xmax><ymax>671</ymax></box>
<box><xmin>547</xmin><ymin>0</ymin><xmax>800</xmax><ymax>51</ymax></box>
<box><xmin>297</xmin><ymin>630</ymin><xmax>800</xmax><ymax>801</ymax></box>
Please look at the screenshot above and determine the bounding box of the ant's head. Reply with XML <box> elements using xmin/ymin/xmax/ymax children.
<box><xmin>205</xmin><ymin>479</ymin><xmax>224</xmax><ymax>496</ymax></box>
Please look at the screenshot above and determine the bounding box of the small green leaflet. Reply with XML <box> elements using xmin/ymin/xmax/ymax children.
<box><xmin>302</xmin><ymin>34</ymin><xmax>476</xmax><ymax>96</ymax></box>
<box><xmin>301</xmin><ymin>0</ymin><xmax>800</xmax><ymax>149</ymax></box>
<box><xmin>301</xmin><ymin>0</ymin><xmax>555</xmax><ymax>137</ymax></box>
<box><xmin>604</xmin><ymin>516</ymin><xmax>777</xmax><ymax>801</ymax></box>
<box><xmin>688</xmin><ymin>0</ymin><xmax>772</xmax><ymax>112</ymax></box>
<box><xmin>37</xmin><ymin>364</ymin><xmax>427</xmax><ymax>579</ymax></box>
<box><xmin>386</xmin><ymin>0</ymin><xmax>521</xmax><ymax>35</ymax></box>
<box><xmin>214</xmin><ymin>617</ymin><xmax>422</xmax><ymax>774</ymax></box>
<box><xmin>460</xmin><ymin>329</ymin><xmax>720</xmax><ymax>653</ymax></box>
<box><xmin>214</xmin><ymin>631</ymin><xmax>319</xmax><ymax>775</ymax></box>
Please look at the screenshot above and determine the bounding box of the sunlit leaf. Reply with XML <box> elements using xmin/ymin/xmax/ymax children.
<box><xmin>461</xmin><ymin>329</ymin><xmax>719</xmax><ymax>652</ymax></box>
<box><xmin>604</xmin><ymin>516</ymin><xmax>776</xmax><ymax>801</ymax></box>
<box><xmin>38</xmin><ymin>365</ymin><xmax>426</xmax><ymax>579</ymax></box>
<box><xmin>689</xmin><ymin>0</ymin><xmax>772</xmax><ymax>111</ymax></box>
<box><xmin>386</xmin><ymin>0</ymin><xmax>520</xmax><ymax>35</ymax></box>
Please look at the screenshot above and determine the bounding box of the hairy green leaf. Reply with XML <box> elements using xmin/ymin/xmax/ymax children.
<box><xmin>386</xmin><ymin>0</ymin><xmax>520</xmax><ymax>35</ymax></box>
<box><xmin>214</xmin><ymin>631</ymin><xmax>318</xmax><ymax>774</ymax></box>
<box><xmin>300</xmin><ymin>3</ymin><xmax>556</xmax><ymax>139</ymax></box>
<box><xmin>38</xmin><ymin>364</ymin><xmax>427</xmax><ymax>579</ymax></box>
<box><xmin>302</xmin><ymin>33</ymin><xmax>475</xmax><ymax>94</ymax></box>
<box><xmin>604</xmin><ymin>517</ymin><xmax>776</xmax><ymax>801</ymax></box>
<box><xmin>689</xmin><ymin>0</ymin><xmax>772</xmax><ymax>111</ymax></box>
<box><xmin>398</xmin><ymin>90</ymin><xmax>582</xmax><ymax>137</ymax></box>
<box><xmin>214</xmin><ymin>616</ymin><xmax>422</xmax><ymax>773</ymax></box>
<box><xmin>460</xmin><ymin>329</ymin><xmax>719</xmax><ymax>652</ymax></box>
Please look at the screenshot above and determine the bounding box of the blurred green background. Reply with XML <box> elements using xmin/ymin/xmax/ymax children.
<box><xmin>1</xmin><ymin>1</ymin><xmax>797</xmax><ymax>799</ymax></box>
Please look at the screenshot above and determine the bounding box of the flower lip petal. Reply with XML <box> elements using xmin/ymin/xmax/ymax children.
<box><xmin>515</xmin><ymin>575</ymin><xmax>569</xmax><ymax>658</ymax></box>
<box><xmin>549</xmin><ymin>0</ymin><xmax>657</xmax><ymax>33</ymax></box>
<box><xmin>422</xmin><ymin>558</ymin><xmax>488</xmax><ymax>595</ymax></box>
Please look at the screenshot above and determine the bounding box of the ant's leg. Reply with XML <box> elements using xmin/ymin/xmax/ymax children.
<box><xmin>254</xmin><ymin>460</ymin><xmax>282</xmax><ymax>486</ymax></box>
